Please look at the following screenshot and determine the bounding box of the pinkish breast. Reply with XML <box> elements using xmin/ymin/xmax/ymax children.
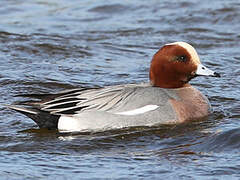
<box><xmin>169</xmin><ymin>86</ymin><xmax>211</xmax><ymax>123</ymax></box>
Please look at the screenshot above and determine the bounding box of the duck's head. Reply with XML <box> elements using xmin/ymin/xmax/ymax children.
<box><xmin>149</xmin><ymin>42</ymin><xmax>220</xmax><ymax>88</ymax></box>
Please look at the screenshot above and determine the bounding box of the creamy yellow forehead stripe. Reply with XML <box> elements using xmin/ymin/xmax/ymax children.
<box><xmin>166</xmin><ymin>42</ymin><xmax>201</xmax><ymax>65</ymax></box>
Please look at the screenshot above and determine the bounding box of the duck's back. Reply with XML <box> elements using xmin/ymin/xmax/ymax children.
<box><xmin>58</xmin><ymin>84</ymin><xmax>201</xmax><ymax>132</ymax></box>
<box><xmin>8</xmin><ymin>83</ymin><xmax>210</xmax><ymax>132</ymax></box>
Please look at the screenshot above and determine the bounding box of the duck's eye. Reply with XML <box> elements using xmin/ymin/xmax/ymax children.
<box><xmin>177</xmin><ymin>55</ymin><xmax>187</xmax><ymax>62</ymax></box>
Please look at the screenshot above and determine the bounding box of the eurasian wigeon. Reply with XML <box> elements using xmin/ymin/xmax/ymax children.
<box><xmin>9</xmin><ymin>42</ymin><xmax>220</xmax><ymax>132</ymax></box>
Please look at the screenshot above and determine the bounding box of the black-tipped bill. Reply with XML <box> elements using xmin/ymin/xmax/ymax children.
<box><xmin>196</xmin><ymin>64</ymin><xmax>220</xmax><ymax>77</ymax></box>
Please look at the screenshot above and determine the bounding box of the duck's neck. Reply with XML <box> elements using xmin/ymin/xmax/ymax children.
<box><xmin>151</xmin><ymin>81</ymin><xmax>191</xmax><ymax>88</ymax></box>
<box><xmin>149</xmin><ymin>70</ymin><xmax>190</xmax><ymax>88</ymax></box>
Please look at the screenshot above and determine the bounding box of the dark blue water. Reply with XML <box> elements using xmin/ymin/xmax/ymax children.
<box><xmin>0</xmin><ymin>0</ymin><xmax>240</xmax><ymax>179</ymax></box>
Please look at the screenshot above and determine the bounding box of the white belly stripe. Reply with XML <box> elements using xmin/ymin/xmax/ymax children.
<box><xmin>115</xmin><ymin>105</ymin><xmax>159</xmax><ymax>116</ymax></box>
<box><xmin>58</xmin><ymin>105</ymin><xmax>160</xmax><ymax>132</ymax></box>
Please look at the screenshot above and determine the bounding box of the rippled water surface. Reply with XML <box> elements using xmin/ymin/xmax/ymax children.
<box><xmin>0</xmin><ymin>0</ymin><xmax>240</xmax><ymax>179</ymax></box>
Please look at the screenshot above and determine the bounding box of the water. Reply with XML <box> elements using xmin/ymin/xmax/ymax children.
<box><xmin>0</xmin><ymin>0</ymin><xmax>240</xmax><ymax>179</ymax></box>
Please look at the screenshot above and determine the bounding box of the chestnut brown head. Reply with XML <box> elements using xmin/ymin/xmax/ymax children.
<box><xmin>149</xmin><ymin>42</ymin><xmax>220</xmax><ymax>88</ymax></box>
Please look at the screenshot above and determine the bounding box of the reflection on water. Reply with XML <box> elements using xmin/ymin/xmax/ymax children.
<box><xmin>0</xmin><ymin>0</ymin><xmax>240</xmax><ymax>179</ymax></box>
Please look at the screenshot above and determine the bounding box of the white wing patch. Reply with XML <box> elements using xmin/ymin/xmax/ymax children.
<box><xmin>115</xmin><ymin>105</ymin><xmax>159</xmax><ymax>116</ymax></box>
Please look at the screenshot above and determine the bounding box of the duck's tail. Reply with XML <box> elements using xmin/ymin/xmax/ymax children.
<box><xmin>7</xmin><ymin>88</ymin><xmax>94</xmax><ymax>130</ymax></box>
<box><xmin>7</xmin><ymin>105</ymin><xmax>60</xmax><ymax>130</ymax></box>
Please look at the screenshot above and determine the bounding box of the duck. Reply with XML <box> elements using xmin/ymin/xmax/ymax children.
<box><xmin>8</xmin><ymin>42</ymin><xmax>220</xmax><ymax>133</ymax></box>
